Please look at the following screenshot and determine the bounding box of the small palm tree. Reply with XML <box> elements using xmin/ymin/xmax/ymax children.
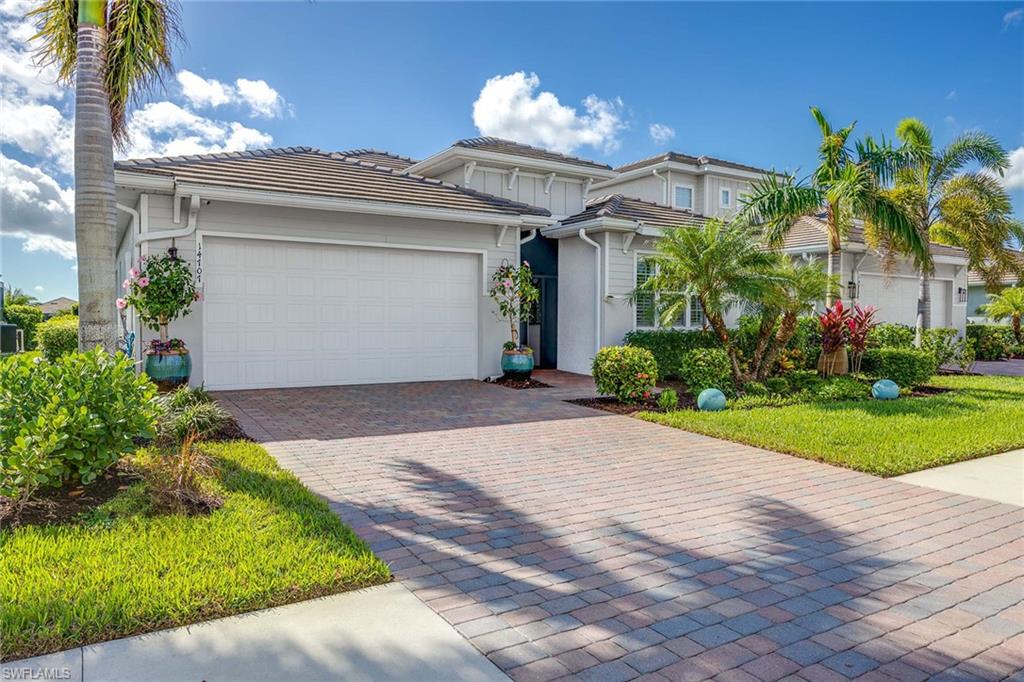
<box><xmin>882</xmin><ymin>118</ymin><xmax>1018</xmax><ymax>343</ymax></box>
<box><xmin>741</xmin><ymin>107</ymin><xmax>927</xmax><ymax>301</ymax></box>
<box><xmin>3</xmin><ymin>287</ymin><xmax>39</xmax><ymax>307</ymax></box>
<box><xmin>636</xmin><ymin>219</ymin><xmax>781</xmax><ymax>384</ymax></box>
<box><xmin>30</xmin><ymin>0</ymin><xmax>182</xmax><ymax>353</ymax></box>
<box><xmin>981</xmin><ymin>287</ymin><xmax>1024</xmax><ymax>343</ymax></box>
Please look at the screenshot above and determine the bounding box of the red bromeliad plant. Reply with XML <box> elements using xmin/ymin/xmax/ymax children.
<box><xmin>846</xmin><ymin>303</ymin><xmax>878</xmax><ymax>374</ymax></box>
<box><xmin>818</xmin><ymin>300</ymin><xmax>852</xmax><ymax>375</ymax></box>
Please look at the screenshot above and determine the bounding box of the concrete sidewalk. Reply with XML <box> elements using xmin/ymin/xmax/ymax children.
<box><xmin>1</xmin><ymin>583</ymin><xmax>507</xmax><ymax>682</ymax></box>
<box><xmin>895</xmin><ymin>449</ymin><xmax>1024</xmax><ymax>506</ymax></box>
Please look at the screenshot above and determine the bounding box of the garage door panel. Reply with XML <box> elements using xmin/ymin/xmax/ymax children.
<box><xmin>859</xmin><ymin>274</ymin><xmax>916</xmax><ymax>325</ymax></box>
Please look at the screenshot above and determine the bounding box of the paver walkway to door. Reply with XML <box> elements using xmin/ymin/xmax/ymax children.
<box><xmin>217</xmin><ymin>376</ymin><xmax>1024</xmax><ymax>681</ymax></box>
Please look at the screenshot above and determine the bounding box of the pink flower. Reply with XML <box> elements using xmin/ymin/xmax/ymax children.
<box><xmin>194</xmin><ymin>291</ymin><xmax>204</xmax><ymax>301</ymax></box>
<box><xmin>129</xmin><ymin>267</ymin><xmax>140</xmax><ymax>279</ymax></box>
<box><xmin>122</xmin><ymin>279</ymin><xmax>130</xmax><ymax>290</ymax></box>
<box><xmin>137</xmin><ymin>277</ymin><xmax>150</xmax><ymax>288</ymax></box>
<box><xmin>116</xmin><ymin>298</ymin><xmax>127</xmax><ymax>309</ymax></box>
<box><xmin>522</xmin><ymin>260</ymin><xmax>530</xmax><ymax>267</ymax></box>
<box><xmin>503</xmin><ymin>278</ymin><xmax>513</xmax><ymax>288</ymax></box>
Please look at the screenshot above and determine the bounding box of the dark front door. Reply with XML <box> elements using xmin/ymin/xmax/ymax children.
<box><xmin>533</xmin><ymin>275</ymin><xmax>557</xmax><ymax>368</ymax></box>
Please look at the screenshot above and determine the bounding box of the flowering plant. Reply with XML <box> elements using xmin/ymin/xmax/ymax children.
<box><xmin>489</xmin><ymin>260</ymin><xmax>540</xmax><ymax>349</ymax></box>
<box><xmin>120</xmin><ymin>254</ymin><xmax>199</xmax><ymax>344</ymax></box>
<box><xmin>846</xmin><ymin>303</ymin><xmax>877</xmax><ymax>373</ymax></box>
<box><xmin>818</xmin><ymin>299</ymin><xmax>851</xmax><ymax>355</ymax></box>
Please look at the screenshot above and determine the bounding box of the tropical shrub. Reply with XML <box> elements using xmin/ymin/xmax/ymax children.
<box><xmin>867</xmin><ymin>323</ymin><xmax>915</xmax><ymax>349</ymax></box>
<box><xmin>489</xmin><ymin>260</ymin><xmax>539</xmax><ymax>348</ymax></box>
<box><xmin>4</xmin><ymin>304</ymin><xmax>43</xmax><ymax>350</ymax></box>
<box><xmin>592</xmin><ymin>346</ymin><xmax>658</xmax><ymax>403</ymax></box>
<box><xmin>815</xmin><ymin>376</ymin><xmax>870</xmax><ymax>402</ymax></box>
<box><xmin>921</xmin><ymin>328</ymin><xmax>974</xmax><ymax>372</ymax></box>
<box><xmin>860</xmin><ymin>348</ymin><xmax>937</xmax><ymax>388</ymax></box>
<box><xmin>120</xmin><ymin>254</ymin><xmax>199</xmax><ymax>341</ymax></box>
<box><xmin>657</xmin><ymin>389</ymin><xmax>679</xmax><ymax>411</ymax></box>
<box><xmin>980</xmin><ymin>287</ymin><xmax>1024</xmax><ymax>343</ymax></box>
<box><xmin>156</xmin><ymin>385</ymin><xmax>231</xmax><ymax>444</ymax></box>
<box><xmin>36</xmin><ymin>316</ymin><xmax>79</xmax><ymax>361</ymax></box>
<box><xmin>764</xmin><ymin>377</ymin><xmax>789</xmax><ymax>395</ymax></box>
<box><xmin>818</xmin><ymin>300</ymin><xmax>851</xmax><ymax>375</ymax></box>
<box><xmin>846</xmin><ymin>304</ymin><xmax>878</xmax><ymax>374</ymax></box>
<box><xmin>787</xmin><ymin>369</ymin><xmax>824</xmax><ymax>392</ymax></box>
<box><xmin>967</xmin><ymin>324</ymin><xmax>1014</xmax><ymax>361</ymax></box>
<box><xmin>679</xmin><ymin>348</ymin><xmax>732</xmax><ymax>396</ymax></box>
<box><xmin>742</xmin><ymin>381</ymin><xmax>768</xmax><ymax>396</ymax></box>
<box><xmin>624</xmin><ymin>329</ymin><xmax>720</xmax><ymax>380</ymax></box>
<box><xmin>0</xmin><ymin>350</ymin><xmax>159</xmax><ymax>503</ymax></box>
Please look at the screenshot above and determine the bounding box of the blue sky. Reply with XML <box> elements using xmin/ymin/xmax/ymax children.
<box><xmin>2</xmin><ymin>1</ymin><xmax>1022</xmax><ymax>300</ymax></box>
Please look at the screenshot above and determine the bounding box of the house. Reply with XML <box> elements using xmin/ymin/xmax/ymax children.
<box><xmin>39</xmin><ymin>297</ymin><xmax>77</xmax><ymax>318</ymax></box>
<box><xmin>113</xmin><ymin>137</ymin><xmax>968</xmax><ymax>388</ymax></box>
<box><xmin>967</xmin><ymin>249</ymin><xmax>1024</xmax><ymax>323</ymax></box>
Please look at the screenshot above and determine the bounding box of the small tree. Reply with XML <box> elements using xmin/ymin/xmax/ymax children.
<box><xmin>120</xmin><ymin>254</ymin><xmax>198</xmax><ymax>346</ymax></box>
<box><xmin>489</xmin><ymin>261</ymin><xmax>539</xmax><ymax>349</ymax></box>
<box><xmin>847</xmin><ymin>303</ymin><xmax>878</xmax><ymax>374</ymax></box>
<box><xmin>981</xmin><ymin>287</ymin><xmax>1024</xmax><ymax>343</ymax></box>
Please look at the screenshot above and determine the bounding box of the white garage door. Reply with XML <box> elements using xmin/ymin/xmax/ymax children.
<box><xmin>202</xmin><ymin>237</ymin><xmax>479</xmax><ymax>390</ymax></box>
<box><xmin>858</xmin><ymin>274</ymin><xmax>918</xmax><ymax>325</ymax></box>
<box><xmin>931</xmin><ymin>279</ymin><xmax>951</xmax><ymax>327</ymax></box>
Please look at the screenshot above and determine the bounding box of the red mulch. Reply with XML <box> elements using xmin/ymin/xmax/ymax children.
<box><xmin>484</xmin><ymin>377</ymin><xmax>552</xmax><ymax>390</ymax></box>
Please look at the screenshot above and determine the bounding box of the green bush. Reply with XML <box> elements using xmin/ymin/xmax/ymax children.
<box><xmin>787</xmin><ymin>369</ymin><xmax>823</xmax><ymax>392</ymax></box>
<box><xmin>624</xmin><ymin>329</ymin><xmax>720</xmax><ymax>380</ymax></box>
<box><xmin>156</xmin><ymin>386</ymin><xmax>228</xmax><ymax>444</ymax></box>
<box><xmin>679</xmin><ymin>347</ymin><xmax>732</xmax><ymax>396</ymax></box>
<box><xmin>5</xmin><ymin>304</ymin><xmax>43</xmax><ymax>350</ymax></box>
<box><xmin>36</xmin><ymin>316</ymin><xmax>79</xmax><ymax>361</ymax></box>
<box><xmin>861</xmin><ymin>348</ymin><xmax>937</xmax><ymax>388</ymax></box>
<box><xmin>0</xmin><ymin>349</ymin><xmax>160</xmax><ymax>501</ymax></box>
<box><xmin>921</xmin><ymin>327</ymin><xmax>974</xmax><ymax>371</ymax></box>
<box><xmin>966</xmin><ymin>324</ymin><xmax>1014</xmax><ymax>361</ymax></box>
<box><xmin>742</xmin><ymin>381</ymin><xmax>768</xmax><ymax>396</ymax></box>
<box><xmin>733</xmin><ymin>315</ymin><xmax>820</xmax><ymax>373</ymax></box>
<box><xmin>730</xmin><ymin>391</ymin><xmax>811</xmax><ymax>409</ymax></box>
<box><xmin>764</xmin><ymin>377</ymin><xmax>789</xmax><ymax>395</ymax></box>
<box><xmin>868</xmin><ymin>323</ymin><xmax>915</xmax><ymax>349</ymax></box>
<box><xmin>592</xmin><ymin>346</ymin><xmax>658</xmax><ymax>403</ymax></box>
<box><xmin>657</xmin><ymin>389</ymin><xmax>679</xmax><ymax>411</ymax></box>
<box><xmin>814</xmin><ymin>376</ymin><xmax>870</xmax><ymax>402</ymax></box>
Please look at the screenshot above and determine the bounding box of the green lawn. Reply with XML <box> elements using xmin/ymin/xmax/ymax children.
<box><xmin>0</xmin><ymin>441</ymin><xmax>390</xmax><ymax>661</ymax></box>
<box><xmin>639</xmin><ymin>375</ymin><xmax>1024</xmax><ymax>477</ymax></box>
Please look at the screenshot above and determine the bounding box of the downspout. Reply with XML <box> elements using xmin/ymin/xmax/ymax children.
<box><xmin>578</xmin><ymin>228</ymin><xmax>602</xmax><ymax>355</ymax></box>
<box><xmin>137</xmin><ymin>193</ymin><xmax>200</xmax><ymax>246</ymax></box>
<box><xmin>652</xmin><ymin>168</ymin><xmax>668</xmax><ymax>205</ymax></box>
<box><xmin>520</xmin><ymin>229</ymin><xmax>537</xmax><ymax>245</ymax></box>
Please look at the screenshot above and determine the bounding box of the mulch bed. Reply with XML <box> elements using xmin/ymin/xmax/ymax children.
<box><xmin>484</xmin><ymin>376</ymin><xmax>552</xmax><ymax>390</ymax></box>
<box><xmin>569</xmin><ymin>391</ymin><xmax>697</xmax><ymax>415</ymax></box>
<box><xmin>1</xmin><ymin>463</ymin><xmax>141</xmax><ymax>529</ymax></box>
<box><xmin>911</xmin><ymin>385</ymin><xmax>952</xmax><ymax>396</ymax></box>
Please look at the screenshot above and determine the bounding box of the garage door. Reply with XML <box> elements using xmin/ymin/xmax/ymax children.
<box><xmin>858</xmin><ymin>274</ymin><xmax>917</xmax><ymax>325</ymax></box>
<box><xmin>202</xmin><ymin>237</ymin><xmax>479</xmax><ymax>390</ymax></box>
<box><xmin>931</xmin><ymin>279</ymin><xmax>951</xmax><ymax>327</ymax></box>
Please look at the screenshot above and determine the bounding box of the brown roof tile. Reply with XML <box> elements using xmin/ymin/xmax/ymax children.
<box><xmin>454</xmin><ymin>137</ymin><xmax>612</xmax><ymax>171</ymax></box>
<box><xmin>615</xmin><ymin>151</ymin><xmax>776</xmax><ymax>176</ymax></box>
<box><xmin>561</xmin><ymin>194</ymin><xmax>707</xmax><ymax>229</ymax></box>
<box><xmin>336</xmin><ymin>149</ymin><xmax>417</xmax><ymax>171</ymax></box>
<box><xmin>782</xmin><ymin>215</ymin><xmax>966</xmax><ymax>259</ymax></box>
<box><xmin>968</xmin><ymin>249</ymin><xmax>1024</xmax><ymax>285</ymax></box>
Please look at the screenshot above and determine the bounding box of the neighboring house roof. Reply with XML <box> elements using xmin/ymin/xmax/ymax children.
<box><xmin>968</xmin><ymin>249</ymin><xmax>1024</xmax><ymax>286</ymax></box>
<box><xmin>614</xmin><ymin>151</ymin><xmax>776</xmax><ymax>176</ymax></box>
<box><xmin>452</xmin><ymin>137</ymin><xmax>613</xmax><ymax>171</ymax></box>
<box><xmin>115</xmin><ymin>147</ymin><xmax>550</xmax><ymax>218</ymax></box>
<box><xmin>782</xmin><ymin>215</ymin><xmax>967</xmax><ymax>258</ymax></box>
<box><xmin>39</xmin><ymin>297</ymin><xmax>76</xmax><ymax>315</ymax></box>
<box><xmin>336</xmin><ymin>149</ymin><xmax>417</xmax><ymax>171</ymax></box>
<box><xmin>560</xmin><ymin>194</ymin><xmax>707</xmax><ymax>229</ymax></box>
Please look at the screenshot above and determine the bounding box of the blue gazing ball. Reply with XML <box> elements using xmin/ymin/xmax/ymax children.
<box><xmin>871</xmin><ymin>379</ymin><xmax>900</xmax><ymax>400</ymax></box>
<box><xmin>697</xmin><ymin>388</ymin><xmax>727</xmax><ymax>411</ymax></box>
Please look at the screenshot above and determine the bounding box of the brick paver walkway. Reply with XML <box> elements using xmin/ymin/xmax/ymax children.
<box><xmin>217</xmin><ymin>377</ymin><xmax>1024</xmax><ymax>681</ymax></box>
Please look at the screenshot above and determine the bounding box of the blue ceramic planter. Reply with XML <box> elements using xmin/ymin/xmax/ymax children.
<box><xmin>144</xmin><ymin>351</ymin><xmax>192</xmax><ymax>390</ymax></box>
<box><xmin>871</xmin><ymin>379</ymin><xmax>900</xmax><ymax>400</ymax></box>
<box><xmin>697</xmin><ymin>388</ymin><xmax>727</xmax><ymax>411</ymax></box>
<box><xmin>501</xmin><ymin>350</ymin><xmax>534</xmax><ymax>380</ymax></box>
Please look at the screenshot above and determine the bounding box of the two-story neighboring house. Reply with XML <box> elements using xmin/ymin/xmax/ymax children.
<box><xmin>112</xmin><ymin>136</ymin><xmax>968</xmax><ymax>388</ymax></box>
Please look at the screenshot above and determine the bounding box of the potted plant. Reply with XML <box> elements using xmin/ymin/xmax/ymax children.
<box><xmin>817</xmin><ymin>299</ymin><xmax>851</xmax><ymax>376</ymax></box>
<box><xmin>120</xmin><ymin>252</ymin><xmax>200</xmax><ymax>389</ymax></box>
<box><xmin>489</xmin><ymin>260</ymin><xmax>540</xmax><ymax>380</ymax></box>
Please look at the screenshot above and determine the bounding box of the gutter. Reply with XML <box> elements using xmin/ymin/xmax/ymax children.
<box><xmin>578</xmin><ymin>228</ymin><xmax>603</xmax><ymax>355</ymax></box>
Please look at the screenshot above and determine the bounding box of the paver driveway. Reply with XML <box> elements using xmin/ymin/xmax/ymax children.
<box><xmin>217</xmin><ymin>378</ymin><xmax>1024</xmax><ymax>681</ymax></box>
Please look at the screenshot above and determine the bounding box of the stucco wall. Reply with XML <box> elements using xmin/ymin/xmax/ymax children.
<box><xmin>125</xmin><ymin>192</ymin><xmax>517</xmax><ymax>386</ymax></box>
<box><xmin>436</xmin><ymin>167</ymin><xmax>586</xmax><ymax>218</ymax></box>
<box><xmin>556</xmin><ymin>236</ymin><xmax>598</xmax><ymax>374</ymax></box>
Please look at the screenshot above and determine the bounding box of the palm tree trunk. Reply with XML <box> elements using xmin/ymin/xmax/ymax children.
<box><xmin>757</xmin><ymin>311</ymin><xmax>798</xmax><ymax>381</ymax></box>
<box><xmin>75</xmin><ymin>0</ymin><xmax>118</xmax><ymax>354</ymax></box>
<box><xmin>914</xmin><ymin>271</ymin><xmax>931</xmax><ymax>347</ymax></box>
<box><xmin>826</xmin><ymin>204</ymin><xmax>840</xmax><ymax>306</ymax></box>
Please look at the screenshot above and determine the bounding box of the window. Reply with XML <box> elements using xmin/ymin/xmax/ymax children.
<box><xmin>635</xmin><ymin>257</ymin><xmax>705</xmax><ymax>330</ymax></box>
<box><xmin>673</xmin><ymin>185</ymin><xmax>694</xmax><ymax>210</ymax></box>
<box><xmin>720</xmin><ymin>188</ymin><xmax>732</xmax><ymax>208</ymax></box>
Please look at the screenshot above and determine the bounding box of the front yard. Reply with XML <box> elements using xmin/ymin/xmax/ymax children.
<box><xmin>0</xmin><ymin>440</ymin><xmax>390</xmax><ymax>661</ymax></box>
<box><xmin>639</xmin><ymin>375</ymin><xmax>1024</xmax><ymax>477</ymax></box>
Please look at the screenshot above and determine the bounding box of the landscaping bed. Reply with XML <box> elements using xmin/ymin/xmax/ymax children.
<box><xmin>484</xmin><ymin>376</ymin><xmax>552</xmax><ymax>390</ymax></box>
<box><xmin>638</xmin><ymin>375</ymin><xmax>1024</xmax><ymax>477</ymax></box>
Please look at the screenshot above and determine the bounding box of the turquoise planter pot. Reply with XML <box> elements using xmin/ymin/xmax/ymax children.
<box><xmin>871</xmin><ymin>379</ymin><xmax>900</xmax><ymax>400</ymax></box>
<box><xmin>144</xmin><ymin>351</ymin><xmax>192</xmax><ymax>390</ymax></box>
<box><xmin>501</xmin><ymin>350</ymin><xmax>534</xmax><ymax>380</ymax></box>
<box><xmin>697</xmin><ymin>388</ymin><xmax>727</xmax><ymax>411</ymax></box>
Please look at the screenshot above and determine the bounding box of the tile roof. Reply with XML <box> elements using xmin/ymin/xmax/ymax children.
<box><xmin>39</xmin><ymin>297</ymin><xmax>77</xmax><ymax>315</ymax></box>
<box><xmin>453</xmin><ymin>137</ymin><xmax>612</xmax><ymax>171</ymax></box>
<box><xmin>115</xmin><ymin>147</ymin><xmax>550</xmax><ymax>217</ymax></box>
<box><xmin>560</xmin><ymin>194</ymin><xmax>707</xmax><ymax>229</ymax></box>
<box><xmin>615</xmin><ymin>151</ymin><xmax>776</xmax><ymax>176</ymax></box>
<box><xmin>782</xmin><ymin>215</ymin><xmax>967</xmax><ymax>258</ymax></box>
<box><xmin>968</xmin><ymin>249</ymin><xmax>1024</xmax><ymax>286</ymax></box>
<box><xmin>336</xmin><ymin>148</ymin><xmax>417</xmax><ymax>171</ymax></box>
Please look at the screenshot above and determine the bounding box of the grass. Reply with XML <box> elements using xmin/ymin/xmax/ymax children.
<box><xmin>639</xmin><ymin>375</ymin><xmax>1024</xmax><ymax>477</ymax></box>
<box><xmin>0</xmin><ymin>441</ymin><xmax>390</xmax><ymax>661</ymax></box>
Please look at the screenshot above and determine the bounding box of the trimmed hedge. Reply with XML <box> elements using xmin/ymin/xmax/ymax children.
<box><xmin>36</xmin><ymin>316</ymin><xmax>78</xmax><ymax>361</ymax></box>
<box><xmin>4</xmin><ymin>304</ymin><xmax>43</xmax><ymax>350</ymax></box>
<box><xmin>967</xmin><ymin>324</ymin><xmax>1014</xmax><ymax>361</ymax></box>
<box><xmin>679</xmin><ymin>347</ymin><xmax>733</xmax><ymax>396</ymax></box>
<box><xmin>861</xmin><ymin>348</ymin><xmax>937</xmax><ymax>388</ymax></box>
<box><xmin>623</xmin><ymin>329</ymin><xmax>719</xmax><ymax>379</ymax></box>
<box><xmin>592</xmin><ymin>346</ymin><xmax>658</xmax><ymax>403</ymax></box>
<box><xmin>868</xmin><ymin>323</ymin><xmax>915</xmax><ymax>349</ymax></box>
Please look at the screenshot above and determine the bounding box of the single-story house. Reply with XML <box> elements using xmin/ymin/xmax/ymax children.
<box><xmin>967</xmin><ymin>249</ymin><xmax>1024</xmax><ymax>323</ymax></box>
<box><xmin>39</xmin><ymin>296</ymin><xmax>77</xmax><ymax>318</ymax></box>
<box><xmin>113</xmin><ymin>137</ymin><xmax>967</xmax><ymax>388</ymax></box>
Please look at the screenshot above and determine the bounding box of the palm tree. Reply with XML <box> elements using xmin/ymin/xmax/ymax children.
<box><xmin>881</xmin><ymin>118</ymin><xmax>1016</xmax><ymax>343</ymax></box>
<box><xmin>741</xmin><ymin>107</ymin><xmax>927</xmax><ymax>302</ymax></box>
<box><xmin>981</xmin><ymin>287</ymin><xmax>1024</xmax><ymax>343</ymax></box>
<box><xmin>30</xmin><ymin>0</ymin><xmax>181</xmax><ymax>353</ymax></box>
<box><xmin>3</xmin><ymin>287</ymin><xmax>39</xmax><ymax>306</ymax></box>
<box><xmin>636</xmin><ymin>219</ymin><xmax>781</xmax><ymax>384</ymax></box>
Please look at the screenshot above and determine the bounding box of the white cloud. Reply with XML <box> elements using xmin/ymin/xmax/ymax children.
<box><xmin>175</xmin><ymin>70</ymin><xmax>288</xmax><ymax>118</ymax></box>
<box><xmin>1</xmin><ymin>99</ymin><xmax>74</xmax><ymax>172</ymax></box>
<box><xmin>122</xmin><ymin>101</ymin><xmax>273</xmax><ymax>159</ymax></box>
<box><xmin>1004</xmin><ymin>7</ymin><xmax>1023</xmax><ymax>29</ymax></box>
<box><xmin>0</xmin><ymin>153</ymin><xmax>76</xmax><ymax>259</ymax></box>
<box><xmin>1001</xmin><ymin>146</ymin><xmax>1024</xmax><ymax>190</ymax></box>
<box><xmin>472</xmin><ymin>72</ymin><xmax>625</xmax><ymax>155</ymax></box>
<box><xmin>649</xmin><ymin>123</ymin><xmax>676</xmax><ymax>145</ymax></box>
<box><xmin>33</xmin><ymin>285</ymin><xmax>44</xmax><ymax>293</ymax></box>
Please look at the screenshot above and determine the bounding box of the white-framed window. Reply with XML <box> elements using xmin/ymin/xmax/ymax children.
<box><xmin>673</xmin><ymin>184</ymin><xmax>694</xmax><ymax>210</ymax></box>
<box><xmin>720</xmin><ymin>188</ymin><xmax>732</xmax><ymax>209</ymax></box>
<box><xmin>635</xmin><ymin>256</ymin><xmax>705</xmax><ymax>329</ymax></box>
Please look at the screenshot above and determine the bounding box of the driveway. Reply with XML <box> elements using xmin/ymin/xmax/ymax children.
<box><xmin>970</xmin><ymin>359</ymin><xmax>1024</xmax><ymax>377</ymax></box>
<box><xmin>217</xmin><ymin>375</ymin><xmax>1024</xmax><ymax>681</ymax></box>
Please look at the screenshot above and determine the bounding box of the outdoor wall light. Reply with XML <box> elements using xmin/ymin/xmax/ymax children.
<box><xmin>847</xmin><ymin>280</ymin><xmax>858</xmax><ymax>298</ymax></box>
<box><xmin>957</xmin><ymin>287</ymin><xmax>968</xmax><ymax>303</ymax></box>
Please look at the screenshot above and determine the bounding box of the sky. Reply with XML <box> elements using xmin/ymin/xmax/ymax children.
<box><xmin>2</xmin><ymin>1</ymin><xmax>1023</xmax><ymax>301</ymax></box>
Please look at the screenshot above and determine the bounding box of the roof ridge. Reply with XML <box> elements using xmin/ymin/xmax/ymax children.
<box><xmin>454</xmin><ymin>136</ymin><xmax>612</xmax><ymax>170</ymax></box>
<box><xmin>336</xmin><ymin>148</ymin><xmax>417</xmax><ymax>163</ymax></box>
<box><xmin>116</xmin><ymin>146</ymin><xmax>320</xmax><ymax>168</ymax></box>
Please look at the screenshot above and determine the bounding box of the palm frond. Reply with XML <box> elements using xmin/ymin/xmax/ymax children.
<box><xmin>740</xmin><ymin>173</ymin><xmax>824</xmax><ymax>247</ymax></box>
<box><xmin>859</xmin><ymin>192</ymin><xmax>927</xmax><ymax>264</ymax></box>
<box><xmin>895</xmin><ymin>117</ymin><xmax>933</xmax><ymax>151</ymax></box>
<box><xmin>28</xmin><ymin>0</ymin><xmax>78</xmax><ymax>85</ymax></box>
<box><xmin>933</xmin><ymin>132</ymin><xmax>1009</xmax><ymax>186</ymax></box>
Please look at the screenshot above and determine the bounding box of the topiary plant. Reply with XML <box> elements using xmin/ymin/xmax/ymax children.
<box><xmin>860</xmin><ymin>348</ymin><xmax>937</xmax><ymax>388</ymax></box>
<box><xmin>4</xmin><ymin>304</ymin><xmax>44</xmax><ymax>350</ymax></box>
<box><xmin>36</xmin><ymin>316</ymin><xmax>79</xmax><ymax>361</ymax></box>
<box><xmin>592</xmin><ymin>346</ymin><xmax>658</xmax><ymax>403</ymax></box>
